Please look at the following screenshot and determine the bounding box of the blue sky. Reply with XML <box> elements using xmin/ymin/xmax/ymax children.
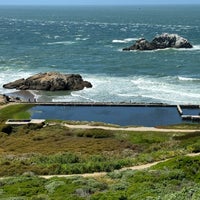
<box><xmin>0</xmin><ymin>0</ymin><xmax>200</xmax><ymax>5</ymax></box>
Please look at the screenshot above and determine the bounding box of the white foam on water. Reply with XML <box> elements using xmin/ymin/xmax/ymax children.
<box><xmin>192</xmin><ymin>45</ymin><xmax>200</xmax><ymax>50</ymax></box>
<box><xmin>176</xmin><ymin>45</ymin><xmax>200</xmax><ymax>51</ymax></box>
<box><xmin>51</xmin><ymin>74</ymin><xmax>200</xmax><ymax>104</ymax></box>
<box><xmin>112</xmin><ymin>38</ymin><xmax>138</xmax><ymax>43</ymax></box>
<box><xmin>54</xmin><ymin>35</ymin><xmax>61</xmax><ymax>39</ymax></box>
<box><xmin>130</xmin><ymin>76</ymin><xmax>200</xmax><ymax>104</ymax></box>
<box><xmin>0</xmin><ymin>70</ymin><xmax>33</xmax><ymax>94</ymax></box>
<box><xmin>1</xmin><ymin>67</ymin><xmax>199</xmax><ymax>104</ymax></box>
<box><xmin>46</xmin><ymin>41</ymin><xmax>76</xmax><ymax>45</ymax></box>
<box><xmin>178</xmin><ymin>76</ymin><xmax>200</xmax><ymax>82</ymax></box>
<box><xmin>75</xmin><ymin>37</ymin><xmax>89</xmax><ymax>41</ymax></box>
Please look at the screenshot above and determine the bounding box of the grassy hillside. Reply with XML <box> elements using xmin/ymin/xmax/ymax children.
<box><xmin>0</xmin><ymin>104</ymin><xmax>33</xmax><ymax>121</ymax></box>
<box><xmin>0</xmin><ymin>104</ymin><xmax>200</xmax><ymax>199</ymax></box>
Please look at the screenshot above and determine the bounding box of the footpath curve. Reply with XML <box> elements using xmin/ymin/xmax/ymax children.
<box><xmin>40</xmin><ymin>152</ymin><xmax>200</xmax><ymax>179</ymax></box>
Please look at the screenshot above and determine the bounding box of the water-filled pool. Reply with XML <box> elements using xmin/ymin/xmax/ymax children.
<box><xmin>30</xmin><ymin>105</ymin><xmax>200</xmax><ymax>127</ymax></box>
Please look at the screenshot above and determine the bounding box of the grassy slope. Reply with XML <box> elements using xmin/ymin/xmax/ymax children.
<box><xmin>0</xmin><ymin>104</ymin><xmax>33</xmax><ymax>121</ymax></box>
<box><xmin>1</xmin><ymin>104</ymin><xmax>200</xmax><ymax>199</ymax></box>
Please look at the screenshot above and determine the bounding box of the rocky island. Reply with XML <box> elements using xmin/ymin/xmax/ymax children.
<box><xmin>3</xmin><ymin>72</ymin><xmax>92</xmax><ymax>91</ymax></box>
<box><xmin>123</xmin><ymin>33</ymin><xmax>193</xmax><ymax>51</ymax></box>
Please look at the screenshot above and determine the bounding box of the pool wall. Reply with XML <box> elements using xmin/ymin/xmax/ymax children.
<box><xmin>29</xmin><ymin>103</ymin><xmax>200</xmax><ymax>127</ymax></box>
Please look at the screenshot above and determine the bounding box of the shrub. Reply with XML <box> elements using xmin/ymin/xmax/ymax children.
<box><xmin>45</xmin><ymin>181</ymin><xmax>65</xmax><ymax>193</ymax></box>
<box><xmin>0</xmin><ymin>189</ymin><xmax>4</xmax><ymax>195</ymax></box>
<box><xmin>173</xmin><ymin>132</ymin><xmax>200</xmax><ymax>140</ymax></box>
<box><xmin>0</xmin><ymin>124</ymin><xmax>13</xmax><ymax>134</ymax></box>
<box><xmin>110</xmin><ymin>181</ymin><xmax>129</xmax><ymax>191</ymax></box>
<box><xmin>75</xmin><ymin>188</ymin><xmax>91</xmax><ymax>197</ymax></box>
<box><xmin>31</xmin><ymin>194</ymin><xmax>50</xmax><ymax>200</ymax></box>
<box><xmin>108</xmin><ymin>171</ymin><xmax>123</xmax><ymax>179</ymax></box>
<box><xmin>190</xmin><ymin>144</ymin><xmax>200</xmax><ymax>153</ymax></box>
<box><xmin>26</xmin><ymin>123</ymin><xmax>44</xmax><ymax>130</ymax></box>
<box><xmin>76</xmin><ymin>129</ymin><xmax>113</xmax><ymax>138</ymax></box>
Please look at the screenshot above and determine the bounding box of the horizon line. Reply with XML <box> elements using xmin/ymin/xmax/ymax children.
<box><xmin>0</xmin><ymin>3</ymin><xmax>200</xmax><ymax>6</ymax></box>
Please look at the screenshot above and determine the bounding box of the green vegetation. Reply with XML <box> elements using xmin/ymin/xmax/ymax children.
<box><xmin>1</xmin><ymin>104</ymin><xmax>200</xmax><ymax>199</ymax></box>
<box><xmin>1</xmin><ymin>156</ymin><xmax>200</xmax><ymax>199</ymax></box>
<box><xmin>0</xmin><ymin>121</ymin><xmax>200</xmax><ymax>177</ymax></box>
<box><xmin>0</xmin><ymin>104</ymin><xmax>33</xmax><ymax>121</ymax></box>
<box><xmin>157</xmin><ymin>123</ymin><xmax>200</xmax><ymax>130</ymax></box>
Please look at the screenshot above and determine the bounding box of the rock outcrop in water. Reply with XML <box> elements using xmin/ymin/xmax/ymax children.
<box><xmin>3</xmin><ymin>72</ymin><xmax>92</xmax><ymax>91</ymax></box>
<box><xmin>0</xmin><ymin>94</ymin><xmax>8</xmax><ymax>104</ymax></box>
<box><xmin>123</xmin><ymin>33</ymin><xmax>193</xmax><ymax>51</ymax></box>
<box><xmin>0</xmin><ymin>94</ymin><xmax>21</xmax><ymax>104</ymax></box>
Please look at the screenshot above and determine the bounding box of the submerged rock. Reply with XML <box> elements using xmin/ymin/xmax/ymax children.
<box><xmin>123</xmin><ymin>33</ymin><xmax>193</xmax><ymax>51</ymax></box>
<box><xmin>3</xmin><ymin>72</ymin><xmax>92</xmax><ymax>91</ymax></box>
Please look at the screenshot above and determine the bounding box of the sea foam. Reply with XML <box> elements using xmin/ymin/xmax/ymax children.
<box><xmin>46</xmin><ymin>41</ymin><xmax>76</xmax><ymax>45</ymax></box>
<box><xmin>178</xmin><ymin>76</ymin><xmax>200</xmax><ymax>82</ymax></box>
<box><xmin>112</xmin><ymin>38</ymin><xmax>138</xmax><ymax>43</ymax></box>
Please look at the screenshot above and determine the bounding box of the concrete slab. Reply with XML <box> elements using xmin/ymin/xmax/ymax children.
<box><xmin>5</xmin><ymin>119</ymin><xmax>45</xmax><ymax>125</ymax></box>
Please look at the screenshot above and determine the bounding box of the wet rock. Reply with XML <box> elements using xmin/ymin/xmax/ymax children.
<box><xmin>123</xmin><ymin>33</ymin><xmax>193</xmax><ymax>51</ymax></box>
<box><xmin>3</xmin><ymin>72</ymin><xmax>92</xmax><ymax>91</ymax></box>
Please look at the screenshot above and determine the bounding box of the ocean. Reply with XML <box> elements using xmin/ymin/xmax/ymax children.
<box><xmin>0</xmin><ymin>5</ymin><xmax>200</xmax><ymax>104</ymax></box>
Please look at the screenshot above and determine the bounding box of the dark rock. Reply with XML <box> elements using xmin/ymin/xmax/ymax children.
<box><xmin>123</xmin><ymin>33</ymin><xmax>193</xmax><ymax>51</ymax></box>
<box><xmin>0</xmin><ymin>94</ymin><xmax>21</xmax><ymax>104</ymax></box>
<box><xmin>0</xmin><ymin>94</ymin><xmax>8</xmax><ymax>104</ymax></box>
<box><xmin>123</xmin><ymin>38</ymin><xmax>154</xmax><ymax>51</ymax></box>
<box><xmin>3</xmin><ymin>72</ymin><xmax>92</xmax><ymax>91</ymax></box>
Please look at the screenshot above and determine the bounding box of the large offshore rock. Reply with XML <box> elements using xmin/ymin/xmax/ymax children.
<box><xmin>123</xmin><ymin>33</ymin><xmax>193</xmax><ymax>51</ymax></box>
<box><xmin>3</xmin><ymin>72</ymin><xmax>92</xmax><ymax>91</ymax></box>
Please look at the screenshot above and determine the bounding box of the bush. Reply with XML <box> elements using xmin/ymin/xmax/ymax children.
<box><xmin>75</xmin><ymin>188</ymin><xmax>92</xmax><ymax>197</ymax></box>
<box><xmin>173</xmin><ymin>132</ymin><xmax>200</xmax><ymax>140</ymax></box>
<box><xmin>26</xmin><ymin>123</ymin><xmax>44</xmax><ymax>130</ymax></box>
<box><xmin>31</xmin><ymin>194</ymin><xmax>50</xmax><ymax>200</ymax></box>
<box><xmin>45</xmin><ymin>181</ymin><xmax>65</xmax><ymax>193</ymax></box>
<box><xmin>76</xmin><ymin>129</ymin><xmax>113</xmax><ymax>138</ymax></box>
<box><xmin>0</xmin><ymin>124</ymin><xmax>13</xmax><ymax>134</ymax></box>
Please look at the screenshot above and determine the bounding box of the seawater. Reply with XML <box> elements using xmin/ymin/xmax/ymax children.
<box><xmin>0</xmin><ymin>5</ymin><xmax>200</xmax><ymax>104</ymax></box>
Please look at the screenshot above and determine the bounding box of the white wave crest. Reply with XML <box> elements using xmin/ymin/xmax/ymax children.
<box><xmin>75</xmin><ymin>37</ymin><xmax>89</xmax><ymax>41</ymax></box>
<box><xmin>46</xmin><ymin>41</ymin><xmax>75</xmax><ymax>45</ymax></box>
<box><xmin>178</xmin><ymin>76</ymin><xmax>200</xmax><ymax>81</ymax></box>
<box><xmin>192</xmin><ymin>45</ymin><xmax>200</xmax><ymax>50</ymax></box>
<box><xmin>176</xmin><ymin>45</ymin><xmax>200</xmax><ymax>51</ymax></box>
<box><xmin>130</xmin><ymin>76</ymin><xmax>200</xmax><ymax>103</ymax></box>
<box><xmin>0</xmin><ymin>71</ymin><xmax>33</xmax><ymax>94</ymax></box>
<box><xmin>112</xmin><ymin>38</ymin><xmax>138</xmax><ymax>43</ymax></box>
<box><xmin>71</xmin><ymin>92</ymin><xmax>96</xmax><ymax>102</ymax></box>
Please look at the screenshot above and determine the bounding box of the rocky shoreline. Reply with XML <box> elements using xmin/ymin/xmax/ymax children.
<box><xmin>1</xmin><ymin>72</ymin><xmax>93</xmax><ymax>104</ymax></box>
<box><xmin>0</xmin><ymin>94</ymin><xmax>21</xmax><ymax>104</ymax></box>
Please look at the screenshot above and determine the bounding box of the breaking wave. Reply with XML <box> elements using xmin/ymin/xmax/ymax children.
<box><xmin>112</xmin><ymin>38</ymin><xmax>138</xmax><ymax>43</ymax></box>
<box><xmin>46</xmin><ymin>41</ymin><xmax>76</xmax><ymax>45</ymax></box>
<box><xmin>178</xmin><ymin>76</ymin><xmax>200</xmax><ymax>82</ymax></box>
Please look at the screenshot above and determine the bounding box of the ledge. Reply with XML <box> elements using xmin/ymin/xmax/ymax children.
<box><xmin>6</xmin><ymin>119</ymin><xmax>45</xmax><ymax>125</ymax></box>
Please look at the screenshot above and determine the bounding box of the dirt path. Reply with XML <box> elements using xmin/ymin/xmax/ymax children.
<box><xmin>40</xmin><ymin>153</ymin><xmax>200</xmax><ymax>179</ymax></box>
<box><xmin>1</xmin><ymin>153</ymin><xmax>199</xmax><ymax>180</ymax></box>
<box><xmin>64</xmin><ymin>123</ymin><xmax>199</xmax><ymax>133</ymax></box>
<box><xmin>39</xmin><ymin>160</ymin><xmax>167</xmax><ymax>179</ymax></box>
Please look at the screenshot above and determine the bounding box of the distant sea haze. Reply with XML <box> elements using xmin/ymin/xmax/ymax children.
<box><xmin>0</xmin><ymin>5</ymin><xmax>200</xmax><ymax>104</ymax></box>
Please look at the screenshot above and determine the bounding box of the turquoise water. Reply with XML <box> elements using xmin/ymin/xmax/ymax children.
<box><xmin>0</xmin><ymin>5</ymin><xmax>200</xmax><ymax>104</ymax></box>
